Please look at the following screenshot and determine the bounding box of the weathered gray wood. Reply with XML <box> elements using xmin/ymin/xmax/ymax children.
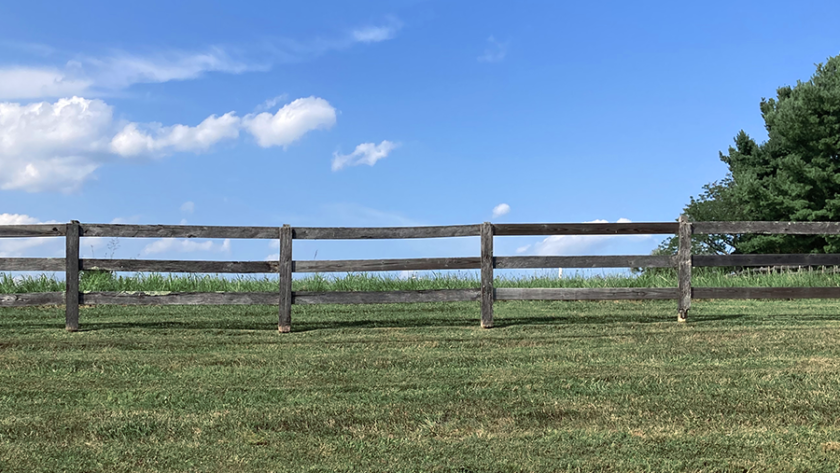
<box><xmin>80</xmin><ymin>291</ymin><xmax>280</xmax><ymax>305</ymax></box>
<box><xmin>294</xmin><ymin>257</ymin><xmax>481</xmax><ymax>273</ymax></box>
<box><xmin>278</xmin><ymin>225</ymin><xmax>293</xmax><ymax>333</ymax></box>
<box><xmin>480</xmin><ymin>222</ymin><xmax>494</xmax><ymax>328</ymax></box>
<box><xmin>677</xmin><ymin>215</ymin><xmax>692</xmax><ymax>322</ymax></box>
<box><xmin>77</xmin><ymin>289</ymin><xmax>480</xmax><ymax>305</ymax></box>
<box><xmin>692</xmin><ymin>221</ymin><xmax>840</xmax><ymax>235</ymax></box>
<box><xmin>495</xmin><ymin>287</ymin><xmax>679</xmax><ymax>300</ymax></box>
<box><xmin>693</xmin><ymin>287</ymin><xmax>840</xmax><ymax>300</ymax></box>
<box><xmin>495</xmin><ymin>255</ymin><xmax>675</xmax><ymax>269</ymax></box>
<box><xmin>292</xmin><ymin>225</ymin><xmax>480</xmax><ymax>240</ymax></box>
<box><xmin>80</xmin><ymin>224</ymin><xmax>280</xmax><ymax>239</ymax></box>
<box><xmin>0</xmin><ymin>224</ymin><xmax>66</xmax><ymax>237</ymax></box>
<box><xmin>0</xmin><ymin>258</ymin><xmax>65</xmax><ymax>271</ymax></box>
<box><xmin>80</xmin><ymin>259</ymin><xmax>277</xmax><ymax>273</ymax></box>
<box><xmin>293</xmin><ymin>289</ymin><xmax>480</xmax><ymax>305</ymax></box>
<box><xmin>693</xmin><ymin>254</ymin><xmax>840</xmax><ymax>267</ymax></box>
<box><xmin>0</xmin><ymin>292</ymin><xmax>64</xmax><ymax>307</ymax></box>
<box><xmin>493</xmin><ymin>222</ymin><xmax>678</xmax><ymax>236</ymax></box>
<box><xmin>65</xmin><ymin>221</ymin><xmax>80</xmax><ymax>331</ymax></box>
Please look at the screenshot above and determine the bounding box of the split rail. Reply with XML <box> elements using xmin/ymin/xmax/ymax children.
<box><xmin>3</xmin><ymin>218</ymin><xmax>840</xmax><ymax>331</ymax></box>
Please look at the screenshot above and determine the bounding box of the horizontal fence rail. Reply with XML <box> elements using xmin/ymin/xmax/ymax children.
<box><xmin>692</xmin><ymin>221</ymin><xmax>840</xmax><ymax>235</ymax></box>
<box><xmin>4</xmin><ymin>220</ymin><xmax>840</xmax><ymax>332</ymax></box>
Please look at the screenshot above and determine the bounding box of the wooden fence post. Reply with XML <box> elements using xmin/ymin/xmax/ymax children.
<box><xmin>65</xmin><ymin>220</ymin><xmax>80</xmax><ymax>332</ymax></box>
<box><xmin>677</xmin><ymin>215</ymin><xmax>692</xmax><ymax>322</ymax></box>
<box><xmin>480</xmin><ymin>222</ymin><xmax>494</xmax><ymax>328</ymax></box>
<box><xmin>278</xmin><ymin>224</ymin><xmax>293</xmax><ymax>333</ymax></box>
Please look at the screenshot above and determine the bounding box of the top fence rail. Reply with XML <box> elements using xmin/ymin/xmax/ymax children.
<box><xmin>7</xmin><ymin>221</ymin><xmax>840</xmax><ymax>240</ymax></box>
<box><xmin>692</xmin><ymin>222</ymin><xmax>840</xmax><ymax>235</ymax></box>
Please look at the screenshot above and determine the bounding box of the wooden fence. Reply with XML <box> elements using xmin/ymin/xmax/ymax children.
<box><xmin>3</xmin><ymin>218</ymin><xmax>840</xmax><ymax>332</ymax></box>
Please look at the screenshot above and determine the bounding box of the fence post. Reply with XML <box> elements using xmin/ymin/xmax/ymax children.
<box><xmin>480</xmin><ymin>221</ymin><xmax>494</xmax><ymax>328</ymax></box>
<box><xmin>65</xmin><ymin>220</ymin><xmax>80</xmax><ymax>332</ymax></box>
<box><xmin>677</xmin><ymin>215</ymin><xmax>692</xmax><ymax>322</ymax></box>
<box><xmin>278</xmin><ymin>224</ymin><xmax>293</xmax><ymax>333</ymax></box>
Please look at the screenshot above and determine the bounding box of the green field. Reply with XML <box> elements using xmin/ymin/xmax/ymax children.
<box><xmin>3</xmin><ymin>293</ymin><xmax>840</xmax><ymax>471</ymax></box>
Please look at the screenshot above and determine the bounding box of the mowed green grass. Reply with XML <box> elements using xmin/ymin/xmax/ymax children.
<box><xmin>2</xmin><ymin>299</ymin><xmax>840</xmax><ymax>472</ymax></box>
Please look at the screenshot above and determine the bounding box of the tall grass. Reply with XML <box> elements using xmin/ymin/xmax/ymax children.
<box><xmin>3</xmin><ymin>267</ymin><xmax>840</xmax><ymax>294</ymax></box>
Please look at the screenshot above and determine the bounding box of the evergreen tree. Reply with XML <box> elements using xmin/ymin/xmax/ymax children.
<box><xmin>660</xmin><ymin>54</ymin><xmax>840</xmax><ymax>255</ymax></box>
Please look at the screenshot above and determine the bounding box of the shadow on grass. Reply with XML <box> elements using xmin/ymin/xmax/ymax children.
<box><xmin>5</xmin><ymin>313</ymin><xmax>762</xmax><ymax>332</ymax></box>
<box><xmin>4</xmin><ymin>300</ymin><xmax>836</xmax><ymax>332</ymax></box>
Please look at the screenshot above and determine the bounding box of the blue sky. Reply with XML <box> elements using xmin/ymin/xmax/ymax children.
<box><xmin>2</xmin><ymin>0</ymin><xmax>840</xmax><ymax>267</ymax></box>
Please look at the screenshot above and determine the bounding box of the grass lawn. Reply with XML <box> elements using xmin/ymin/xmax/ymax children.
<box><xmin>2</xmin><ymin>299</ymin><xmax>840</xmax><ymax>472</ymax></box>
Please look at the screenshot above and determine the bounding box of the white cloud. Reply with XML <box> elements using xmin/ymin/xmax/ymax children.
<box><xmin>82</xmin><ymin>48</ymin><xmax>252</xmax><ymax>91</ymax></box>
<box><xmin>351</xmin><ymin>17</ymin><xmax>402</xmax><ymax>44</ymax></box>
<box><xmin>111</xmin><ymin>112</ymin><xmax>240</xmax><ymax>157</ymax></box>
<box><xmin>180</xmin><ymin>201</ymin><xmax>195</xmax><ymax>213</ymax></box>
<box><xmin>352</xmin><ymin>26</ymin><xmax>398</xmax><ymax>43</ymax></box>
<box><xmin>243</xmin><ymin>97</ymin><xmax>336</xmax><ymax>148</ymax></box>
<box><xmin>265</xmin><ymin>253</ymin><xmax>280</xmax><ymax>262</ymax></box>
<box><xmin>1</xmin><ymin>95</ymin><xmax>335</xmax><ymax>192</ymax></box>
<box><xmin>478</xmin><ymin>36</ymin><xmax>509</xmax><ymax>63</ymax></box>
<box><xmin>492</xmin><ymin>203</ymin><xmax>510</xmax><ymax>218</ymax></box>
<box><xmin>0</xmin><ymin>20</ymin><xmax>403</xmax><ymax>101</ymax></box>
<box><xmin>0</xmin><ymin>97</ymin><xmax>113</xmax><ymax>192</ymax></box>
<box><xmin>142</xmin><ymin>238</ymin><xmax>231</xmax><ymax>255</ymax></box>
<box><xmin>0</xmin><ymin>213</ymin><xmax>59</xmax><ymax>257</ymax></box>
<box><xmin>527</xmin><ymin>218</ymin><xmax>652</xmax><ymax>256</ymax></box>
<box><xmin>0</xmin><ymin>68</ymin><xmax>92</xmax><ymax>100</ymax></box>
<box><xmin>0</xmin><ymin>49</ymin><xmax>253</xmax><ymax>100</ymax></box>
<box><xmin>0</xmin><ymin>213</ymin><xmax>40</xmax><ymax>225</ymax></box>
<box><xmin>332</xmin><ymin>140</ymin><xmax>399</xmax><ymax>171</ymax></box>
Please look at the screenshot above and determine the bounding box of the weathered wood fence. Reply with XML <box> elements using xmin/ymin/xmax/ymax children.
<box><xmin>4</xmin><ymin>218</ymin><xmax>840</xmax><ymax>332</ymax></box>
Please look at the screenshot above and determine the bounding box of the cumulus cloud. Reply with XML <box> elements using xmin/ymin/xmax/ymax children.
<box><xmin>180</xmin><ymin>201</ymin><xmax>195</xmax><ymax>213</ymax></box>
<box><xmin>142</xmin><ymin>238</ymin><xmax>231</xmax><ymax>255</ymax></box>
<box><xmin>332</xmin><ymin>140</ymin><xmax>399</xmax><ymax>171</ymax></box>
<box><xmin>517</xmin><ymin>218</ymin><xmax>652</xmax><ymax>256</ymax></box>
<box><xmin>111</xmin><ymin>112</ymin><xmax>240</xmax><ymax>157</ymax></box>
<box><xmin>242</xmin><ymin>97</ymin><xmax>336</xmax><ymax>148</ymax></box>
<box><xmin>0</xmin><ymin>95</ymin><xmax>335</xmax><ymax>192</ymax></box>
<box><xmin>492</xmin><ymin>203</ymin><xmax>510</xmax><ymax>218</ymax></box>
<box><xmin>0</xmin><ymin>97</ymin><xmax>114</xmax><ymax>192</ymax></box>
<box><xmin>478</xmin><ymin>36</ymin><xmax>509</xmax><ymax>63</ymax></box>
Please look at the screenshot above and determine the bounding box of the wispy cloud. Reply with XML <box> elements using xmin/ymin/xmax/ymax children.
<box><xmin>253</xmin><ymin>94</ymin><xmax>290</xmax><ymax>112</ymax></box>
<box><xmin>180</xmin><ymin>201</ymin><xmax>195</xmax><ymax>213</ymax></box>
<box><xmin>352</xmin><ymin>26</ymin><xmax>397</xmax><ymax>43</ymax></box>
<box><xmin>478</xmin><ymin>36</ymin><xmax>509</xmax><ymax>63</ymax></box>
<box><xmin>332</xmin><ymin>140</ymin><xmax>399</xmax><ymax>171</ymax></box>
<box><xmin>0</xmin><ymin>19</ymin><xmax>402</xmax><ymax>100</ymax></box>
<box><xmin>0</xmin><ymin>48</ymin><xmax>256</xmax><ymax>100</ymax></box>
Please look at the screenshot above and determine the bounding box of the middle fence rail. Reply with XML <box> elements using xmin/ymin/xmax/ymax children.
<box><xmin>3</xmin><ymin>218</ymin><xmax>840</xmax><ymax>332</ymax></box>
